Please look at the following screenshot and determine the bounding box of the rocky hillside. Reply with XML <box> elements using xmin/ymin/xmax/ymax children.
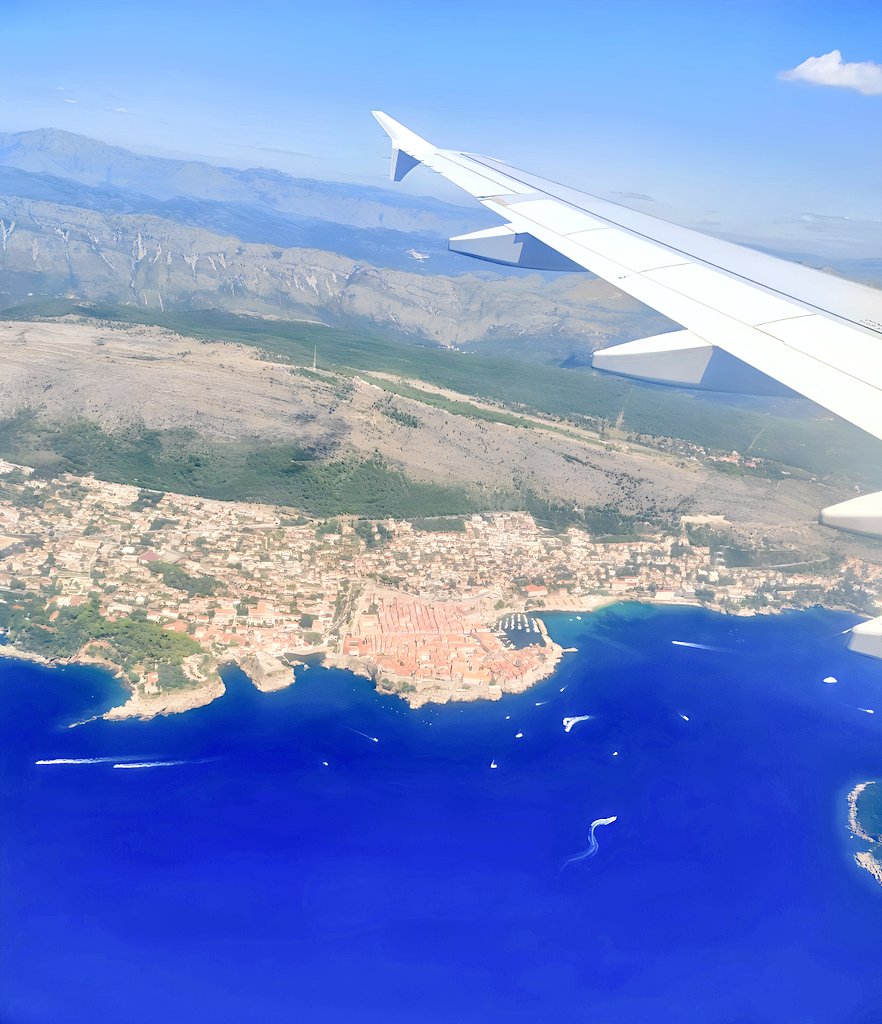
<box><xmin>0</xmin><ymin>127</ymin><xmax>675</xmax><ymax>348</ymax></box>
<box><xmin>2</xmin><ymin>317</ymin><xmax>861</xmax><ymax>549</ymax></box>
<box><xmin>0</xmin><ymin>195</ymin><xmax>666</xmax><ymax>347</ymax></box>
<box><xmin>0</xmin><ymin>127</ymin><xmax>876</xmax><ymax>347</ymax></box>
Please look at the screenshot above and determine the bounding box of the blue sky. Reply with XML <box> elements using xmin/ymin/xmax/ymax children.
<box><xmin>3</xmin><ymin>0</ymin><xmax>880</xmax><ymax>254</ymax></box>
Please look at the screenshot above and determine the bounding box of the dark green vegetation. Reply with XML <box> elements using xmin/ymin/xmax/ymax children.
<box><xmin>681</xmin><ymin>526</ymin><xmax>878</xmax><ymax>610</ymax></box>
<box><xmin>412</xmin><ymin>517</ymin><xmax>467</xmax><ymax>532</ymax></box>
<box><xmin>705</xmin><ymin>458</ymin><xmax>795</xmax><ymax>481</ymax></box>
<box><xmin>0</xmin><ymin>411</ymin><xmax>645</xmax><ymax>532</ymax></box>
<box><xmin>0</xmin><ymin>411</ymin><xmax>478</xmax><ymax>519</ymax></box>
<box><xmin>0</xmin><ymin>593</ymin><xmax>201</xmax><ymax>675</ymax></box>
<box><xmin>685</xmin><ymin>525</ymin><xmax>843</xmax><ymax>571</ymax></box>
<box><xmin>520</xmin><ymin>494</ymin><xmax>649</xmax><ymax>535</ymax></box>
<box><xmin>146</xmin><ymin>561</ymin><xmax>218</xmax><ymax>598</ymax></box>
<box><xmin>857</xmin><ymin>782</ymin><xmax>882</xmax><ymax>843</ymax></box>
<box><xmin>373</xmin><ymin>396</ymin><xmax>422</xmax><ymax>429</ymax></box>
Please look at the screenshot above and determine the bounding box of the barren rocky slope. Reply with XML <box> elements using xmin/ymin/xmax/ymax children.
<box><xmin>1</xmin><ymin>317</ymin><xmax>866</xmax><ymax>556</ymax></box>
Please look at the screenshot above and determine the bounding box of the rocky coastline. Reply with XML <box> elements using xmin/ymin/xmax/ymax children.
<box><xmin>847</xmin><ymin>781</ymin><xmax>882</xmax><ymax>888</ymax></box>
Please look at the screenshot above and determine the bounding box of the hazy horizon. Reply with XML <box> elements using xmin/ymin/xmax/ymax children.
<box><xmin>1</xmin><ymin>119</ymin><xmax>879</xmax><ymax>267</ymax></box>
<box><xmin>2</xmin><ymin>0</ymin><xmax>880</xmax><ymax>257</ymax></box>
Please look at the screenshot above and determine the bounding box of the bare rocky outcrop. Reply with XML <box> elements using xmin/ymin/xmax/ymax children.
<box><xmin>238</xmin><ymin>651</ymin><xmax>295</xmax><ymax>693</ymax></box>
<box><xmin>102</xmin><ymin>675</ymin><xmax>225</xmax><ymax>721</ymax></box>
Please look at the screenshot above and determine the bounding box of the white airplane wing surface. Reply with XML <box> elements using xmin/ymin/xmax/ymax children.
<box><xmin>371</xmin><ymin>112</ymin><xmax>882</xmax><ymax>658</ymax></box>
<box><xmin>372</xmin><ymin>111</ymin><xmax>882</xmax><ymax>443</ymax></box>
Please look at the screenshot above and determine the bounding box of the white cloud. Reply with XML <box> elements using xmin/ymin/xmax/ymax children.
<box><xmin>780</xmin><ymin>50</ymin><xmax>882</xmax><ymax>96</ymax></box>
<box><xmin>63</xmin><ymin>98</ymin><xmax>78</xmax><ymax>104</ymax></box>
<box><xmin>113</xmin><ymin>107</ymin><xmax>130</xmax><ymax>114</ymax></box>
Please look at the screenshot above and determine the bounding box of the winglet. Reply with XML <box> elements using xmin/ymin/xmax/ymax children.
<box><xmin>372</xmin><ymin>110</ymin><xmax>435</xmax><ymax>182</ymax></box>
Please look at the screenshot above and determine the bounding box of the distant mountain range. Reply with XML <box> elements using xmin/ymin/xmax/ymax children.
<box><xmin>0</xmin><ymin>127</ymin><xmax>501</xmax><ymax>275</ymax></box>
<box><xmin>0</xmin><ymin>127</ymin><xmax>670</xmax><ymax>349</ymax></box>
<box><xmin>0</xmin><ymin>128</ymin><xmax>484</xmax><ymax>234</ymax></box>
<box><xmin>0</xmin><ymin>128</ymin><xmax>873</xmax><ymax>350</ymax></box>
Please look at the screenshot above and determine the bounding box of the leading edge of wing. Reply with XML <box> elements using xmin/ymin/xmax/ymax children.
<box><xmin>372</xmin><ymin>112</ymin><xmax>882</xmax><ymax>442</ymax></box>
<box><xmin>371</xmin><ymin>113</ymin><xmax>881</xmax><ymax>336</ymax></box>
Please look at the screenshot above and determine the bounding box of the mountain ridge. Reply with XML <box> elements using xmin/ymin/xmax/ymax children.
<box><xmin>0</xmin><ymin>127</ymin><xmax>488</xmax><ymax>235</ymax></box>
<box><xmin>0</xmin><ymin>193</ymin><xmax>664</xmax><ymax>346</ymax></box>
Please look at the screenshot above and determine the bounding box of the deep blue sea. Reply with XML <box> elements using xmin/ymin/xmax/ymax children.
<box><xmin>2</xmin><ymin>605</ymin><xmax>882</xmax><ymax>1024</ymax></box>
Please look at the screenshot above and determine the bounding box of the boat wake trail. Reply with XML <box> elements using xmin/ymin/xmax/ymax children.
<box><xmin>562</xmin><ymin>715</ymin><xmax>592</xmax><ymax>733</ymax></box>
<box><xmin>112</xmin><ymin>761</ymin><xmax>187</xmax><ymax>769</ymax></box>
<box><xmin>345</xmin><ymin>727</ymin><xmax>379</xmax><ymax>744</ymax></box>
<box><xmin>671</xmin><ymin>640</ymin><xmax>731</xmax><ymax>653</ymax></box>
<box><xmin>36</xmin><ymin>757</ymin><xmax>120</xmax><ymax>766</ymax></box>
<box><xmin>559</xmin><ymin>816</ymin><xmax>617</xmax><ymax>874</ymax></box>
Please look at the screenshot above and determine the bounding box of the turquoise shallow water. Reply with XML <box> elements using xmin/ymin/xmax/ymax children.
<box><xmin>1</xmin><ymin>604</ymin><xmax>881</xmax><ymax>1023</ymax></box>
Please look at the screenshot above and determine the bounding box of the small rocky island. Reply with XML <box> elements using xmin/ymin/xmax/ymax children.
<box><xmin>848</xmin><ymin>781</ymin><xmax>882</xmax><ymax>887</ymax></box>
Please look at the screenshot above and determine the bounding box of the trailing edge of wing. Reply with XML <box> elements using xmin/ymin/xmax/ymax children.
<box><xmin>372</xmin><ymin>111</ymin><xmax>882</xmax><ymax>442</ymax></box>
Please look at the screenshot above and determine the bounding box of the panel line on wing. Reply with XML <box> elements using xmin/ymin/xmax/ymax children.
<box><xmin>754</xmin><ymin>314</ymin><xmax>817</xmax><ymax>328</ymax></box>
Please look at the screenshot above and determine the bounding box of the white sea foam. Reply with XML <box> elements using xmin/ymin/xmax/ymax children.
<box><xmin>562</xmin><ymin>715</ymin><xmax>592</xmax><ymax>733</ymax></box>
<box><xmin>112</xmin><ymin>761</ymin><xmax>186</xmax><ymax>769</ymax></box>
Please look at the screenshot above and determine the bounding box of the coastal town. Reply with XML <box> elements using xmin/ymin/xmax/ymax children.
<box><xmin>1</xmin><ymin>459</ymin><xmax>880</xmax><ymax>718</ymax></box>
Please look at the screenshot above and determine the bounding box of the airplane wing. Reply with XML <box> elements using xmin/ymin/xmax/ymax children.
<box><xmin>371</xmin><ymin>111</ymin><xmax>882</xmax><ymax>658</ymax></box>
